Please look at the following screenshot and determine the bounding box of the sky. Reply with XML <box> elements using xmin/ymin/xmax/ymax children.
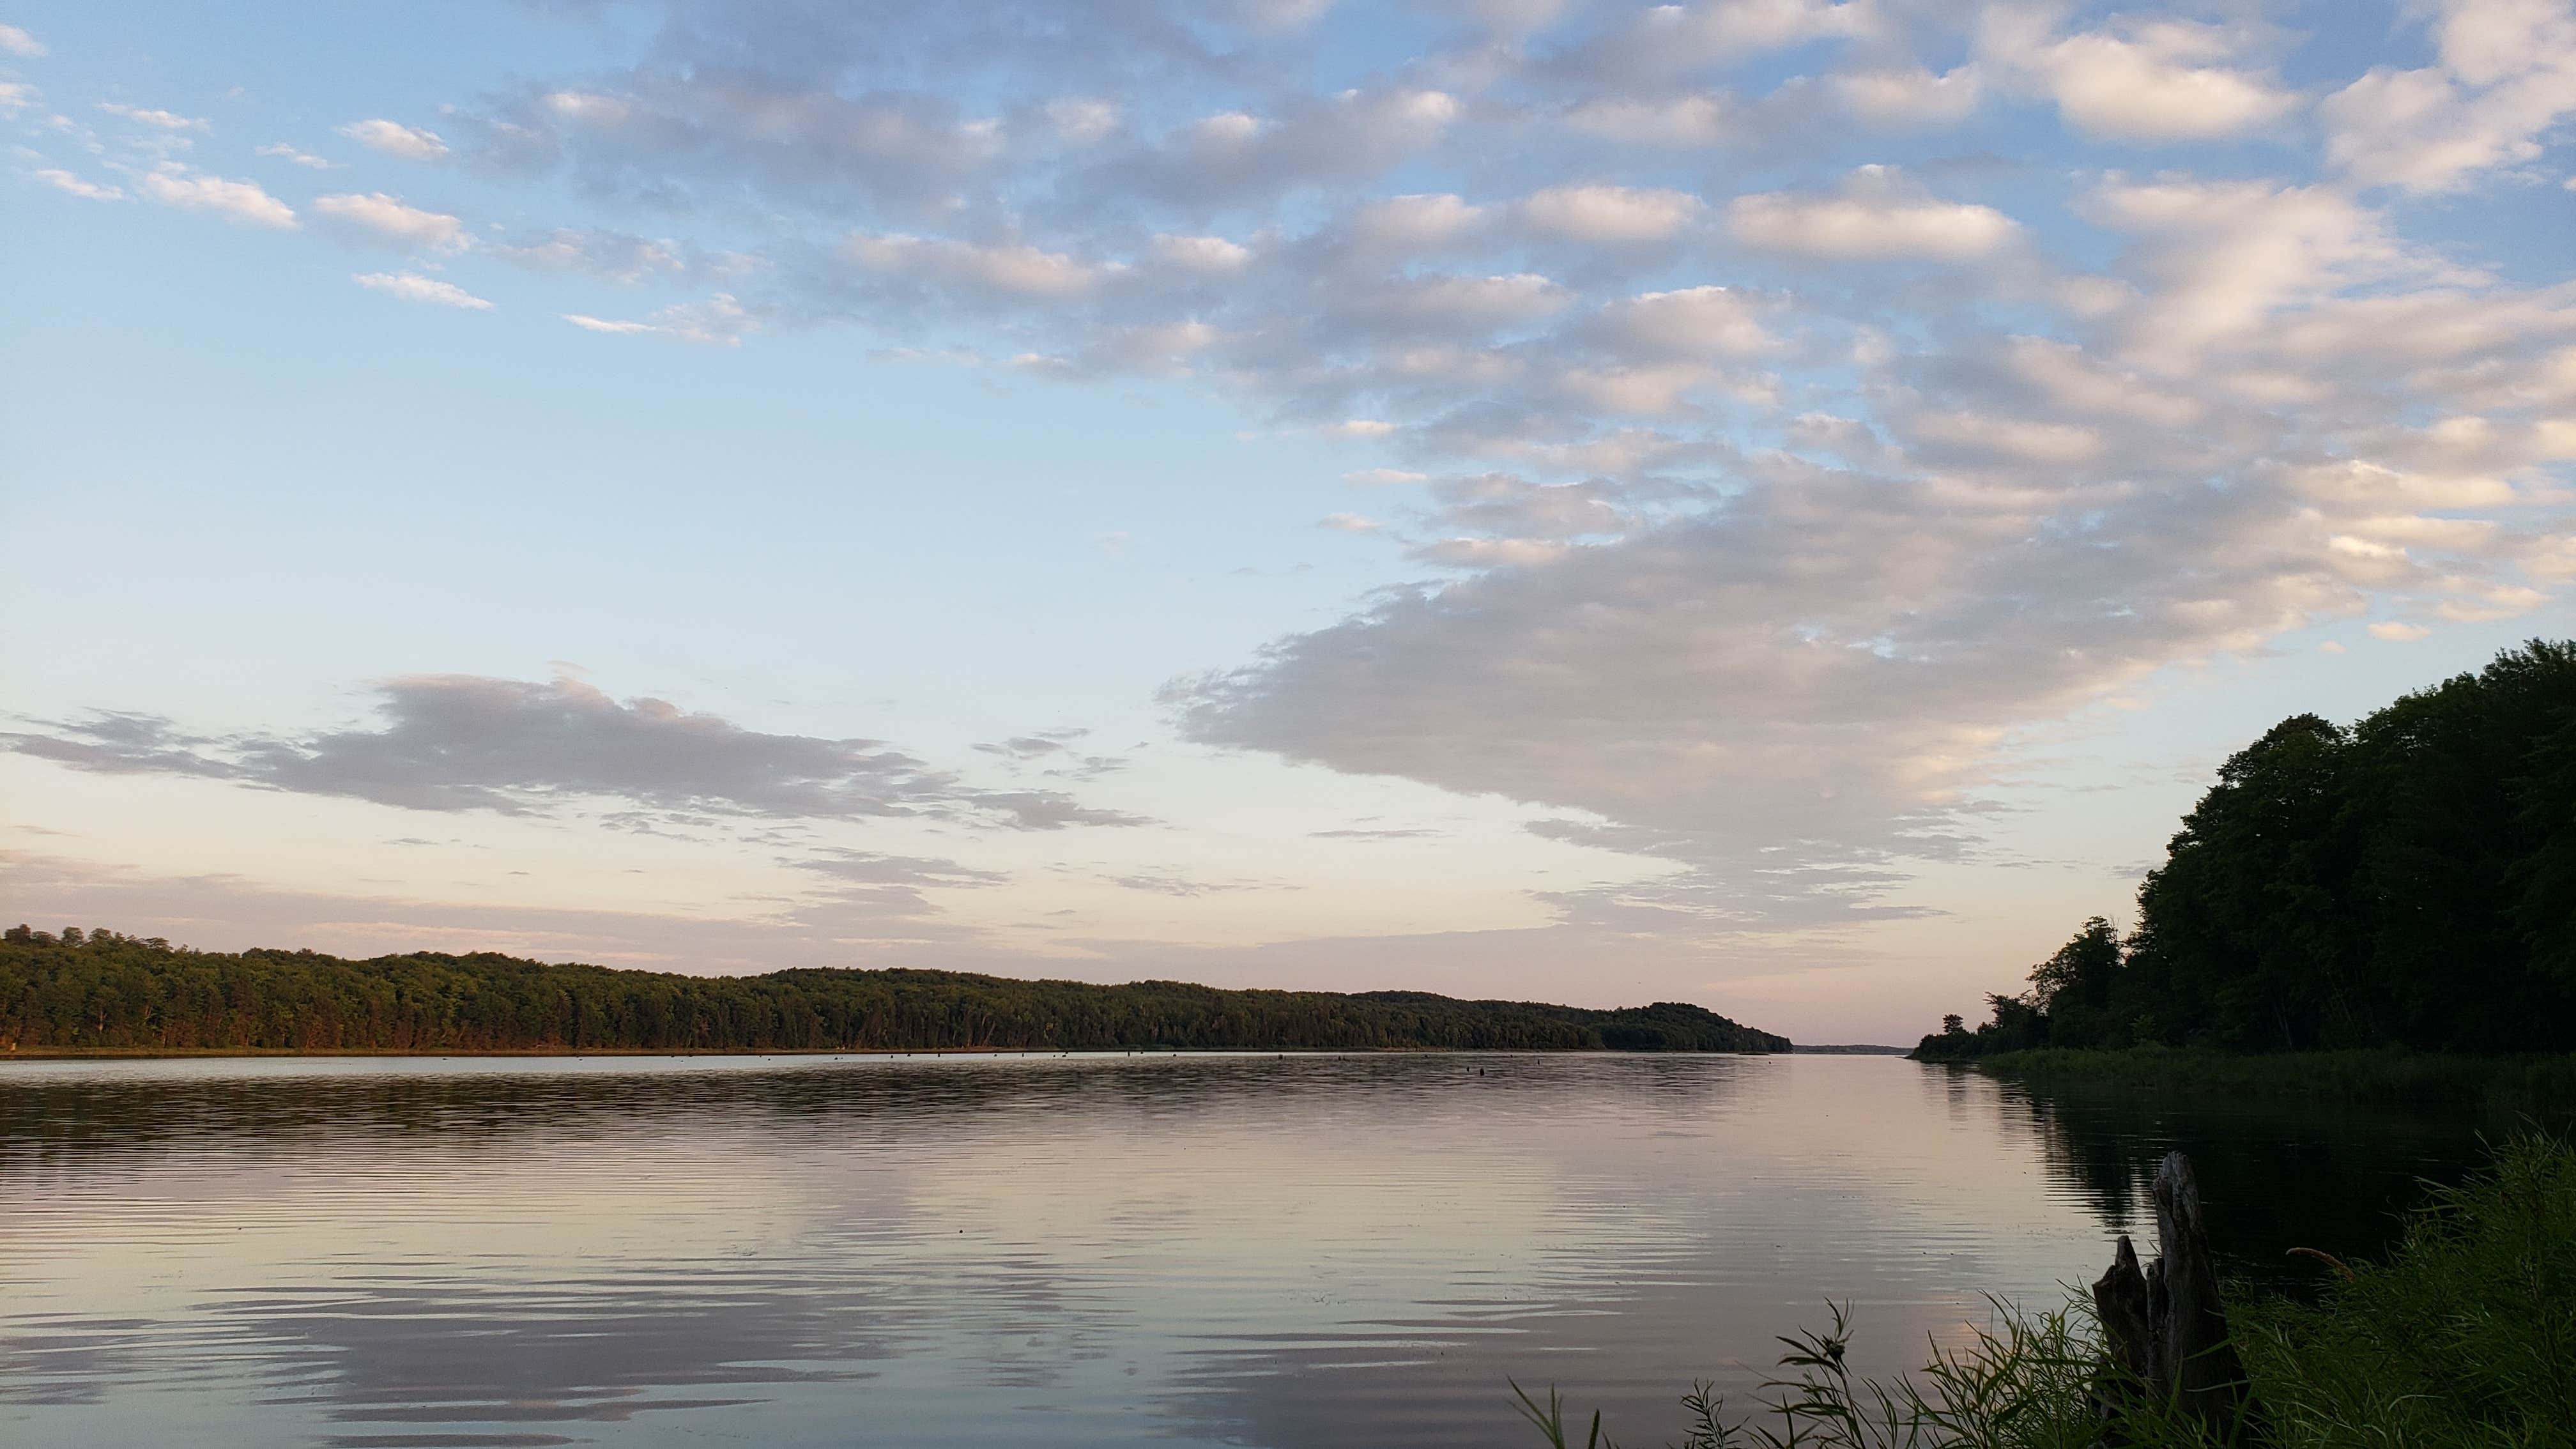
<box><xmin>3</xmin><ymin>0</ymin><xmax>2573</xmax><ymax>1043</ymax></box>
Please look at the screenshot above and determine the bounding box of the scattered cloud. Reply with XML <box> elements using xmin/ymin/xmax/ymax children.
<box><xmin>313</xmin><ymin>191</ymin><xmax>470</xmax><ymax>251</ymax></box>
<box><xmin>1984</xmin><ymin>11</ymin><xmax>2297</xmax><ymax>141</ymax></box>
<box><xmin>353</xmin><ymin>272</ymin><xmax>494</xmax><ymax>309</ymax></box>
<box><xmin>18</xmin><ymin>0</ymin><xmax>2574</xmax><ymax>947</ymax></box>
<box><xmin>135</xmin><ymin>167</ymin><xmax>296</xmax><ymax>227</ymax></box>
<box><xmin>99</xmin><ymin>102</ymin><xmax>208</xmax><ymax>132</ymax></box>
<box><xmin>1152</xmin><ymin>232</ymin><xmax>1253</xmax><ymax>272</ymax></box>
<box><xmin>1728</xmin><ymin>165</ymin><xmax>2017</xmax><ymax>260</ymax></box>
<box><xmin>2</xmin><ymin>671</ymin><xmax>1149</xmax><ymax>831</ymax></box>
<box><xmin>493</xmin><ymin>228</ymin><xmax>689</xmax><ymax>282</ymax></box>
<box><xmin>0</xmin><ymin>22</ymin><xmax>45</xmax><ymax>57</ymax></box>
<box><xmin>337</xmin><ymin>118</ymin><xmax>450</xmax><ymax>161</ymax></box>
<box><xmin>843</xmin><ymin>232</ymin><xmax>1096</xmax><ymax>298</ymax></box>
<box><xmin>32</xmin><ymin>167</ymin><xmax>120</xmax><ymax>201</ymax></box>
<box><xmin>255</xmin><ymin>141</ymin><xmax>337</xmax><ymax>169</ymax></box>
<box><xmin>2320</xmin><ymin>0</ymin><xmax>2576</xmax><ymax>192</ymax></box>
<box><xmin>1832</xmin><ymin>65</ymin><xmax>1983</xmax><ymax>126</ymax></box>
<box><xmin>562</xmin><ymin>291</ymin><xmax>756</xmax><ymax>346</ymax></box>
<box><xmin>1520</xmin><ymin>184</ymin><xmax>1701</xmax><ymax>243</ymax></box>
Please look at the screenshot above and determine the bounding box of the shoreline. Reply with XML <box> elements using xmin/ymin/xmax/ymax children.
<box><xmin>0</xmin><ymin>1043</ymin><xmax>1805</xmax><ymax>1062</ymax></box>
<box><xmin>1926</xmin><ymin>1045</ymin><xmax>2576</xmax><ymax>1110</ymax></box>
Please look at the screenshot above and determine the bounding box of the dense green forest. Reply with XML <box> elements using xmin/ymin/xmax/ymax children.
<box><xmin>0</xmin><ymin>929</ymin><xmax>1789</xmax><ymax>1055</ymax></box>
<box><xmin>1919</xmin><ymin>640</ymin><xmax>2576</xmax><ymax>1058</ymax></box>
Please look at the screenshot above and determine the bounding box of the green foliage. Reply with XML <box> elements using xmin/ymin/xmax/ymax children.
<box><xmin>0</xmin><ymin>929</ymin><xmax>1790</xmax><ymax>1055</ymax></box>
<box><xmin>1527</xmin><ymin>1133</ymin><xmax>2576</xmax><ymax>1449</ymax></box>
<box><xmin>1919</xmin><ymin>641</ymin><xmax>2576</xmax><ymax>1058</ymax></box>
<box><xmin>2232</xmin><ymin>1132</ymin><xmax>2576</xmax><ymax>1448</ymax></box>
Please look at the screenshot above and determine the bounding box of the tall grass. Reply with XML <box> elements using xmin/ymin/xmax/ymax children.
<box><xmin>1522</xmin><ymin>1133</ymin><xmax>2576</xmax><ymax>1449</ymax></box>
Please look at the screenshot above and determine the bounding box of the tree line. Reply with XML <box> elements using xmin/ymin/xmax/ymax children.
<box><xmin>0</xmin><ymin>928</ymin><xmax>1790</xmax><ymax>1055</ymax></box>
<box><xmin>1920</xmin><ymin>640</ymin><xmax>2576</xmax><ymax>1058</ymax></box>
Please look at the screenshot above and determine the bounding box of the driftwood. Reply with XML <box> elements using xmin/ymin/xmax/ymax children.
<box><xmin>2089</xmin><ymin>1151</ymin><xmax>2258</xmax><ymax>1439</ymax></box>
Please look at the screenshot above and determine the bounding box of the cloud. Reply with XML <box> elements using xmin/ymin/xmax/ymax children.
<box><xmin>337</xmin><ymin>118</ymin><xmax>451</xmax><ymax>161</ymax></box>
<box><xmin>0</xmin><ymin>850</ymin><xmax>1013</xmax><ymax>973</ymax></box>
<box><xmin>1106</xmin><ymin>86</ymin><xmax>1460</xmax><ymax>203</ymax></box>
<box><xmin>353</xmin><ymin>272</ymin><xmax>494</xmax><ymax>309</ymax></box>
<box><xmin>843</xmin><ymin>232</ymin><xmax>1096</xmax><ymax>297</ymax></box>
<box><xmin>1152</xmin><ymin>232</ymin><xmax>1252</xmax><ymax>272</ymax></box>
<box><xmin>1562</xmin><ymin>92</ymin><xmax>1733</xmax><ymax>146</ymax></box>
<box><xmin>313</xmin><ymin>192</ymin><xmax>470</xmax><ymax>251</ymax></box>
<box><xmin>2320</xmin><ymin>0</ymin><xmax>2576</xmax><ymax>192</ymax></box>
<box><xmin>491</xmin><ymin>228</ymin><xmax>690</xmax><ymax>282</ymax></box>
<box><xmin>1984</xmin><ymin>12</ymin><xmax>2297</xmax><ymax>141</ymax></box>
<box><xmin>1728</xmin><ymin>165</ymin><xmax>2017</xmax><ymax>260</ymax></box>
<box><xmin>1519</xmin><ymin>184</ymin><xmax>1701</xmax><ymax>243</ymax></box>
<box><xmin>1831</xmin><ymin>65</ymin><xmax>1983</xmax><ymax>126</ymax></box>
<box><xmin>1106</xmin><ymin>870</ymin><xmax>1262</xmax><ymax>898</ymax></box>
<box><xmin>32</xmin><ymin>168</ymin><xmax>121</xmax><ymax>201</ymax></box>
<box><xmin>0</xmin><ymin>80</ymin><xmax>31</xmax><ymax>116</ymax></box>
<box><xmin>99</xmin><ymin>102</ymin><xmax>208</xmax><ymax>132</ymax></box>
<box><xmin>0</xmin><ymin>22</ymin><xmax>44</xmax><ymax>57</ymax></box>
<box><xmin>1590</xmin><ymin>285</ymin><xmax>1779</xmax><ymax>359</ymax></box>
<box><xmin>135</xmin><ymin>167</ymin><xmax>297</xmax><ymax>227</ymax></box>
<box><xmin>31</xmin><ymin>0</ymin><xmax>2571</xmax><ymax>944</ymax></box>
<box><xmin>255</xmin><ymin>142</ymin><xmax>337</xmax><ymax>169</ymax></box>
<box><xmin>2</xmin><ymin>671</ymin><xmax>1149</xmax><ymax>831</ymax></box>
<box><xmin>2080</xmin><ymin>176</ymin><xmax>2422</xmax><ymax>371</ymax></box>
<box><xmin>1552</xmin><ymin>0</ymin><xmax>1878</xmax><ymax>84</ymax></box>
<box><xmin>1347</xmin><ymin>192</ymin><xmax>1489</xmax><ymax>251</ymax></box>
<box><xmin>563</xmin><ymin>291</ymin><xmax>757</xmax><ymax>346</ymax></box>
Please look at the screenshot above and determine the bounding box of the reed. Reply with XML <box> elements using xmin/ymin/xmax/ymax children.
<box><xmin>1522</xmin><ymin>1132</ymin><xmax>2576</xmax><ymax>1448</ymax></box>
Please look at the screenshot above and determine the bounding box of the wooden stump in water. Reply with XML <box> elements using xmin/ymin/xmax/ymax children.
<box><xmin>2089</xmin><ymin>1151</ymin><xmax>2256</xmax><ymax>1439</ymax></box>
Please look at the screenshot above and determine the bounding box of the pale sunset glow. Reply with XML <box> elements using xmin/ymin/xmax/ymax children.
<box><xmin>6</xmin><ymin>0</ymin><xmax>2575</xmax><ymax>1043</ymax></box>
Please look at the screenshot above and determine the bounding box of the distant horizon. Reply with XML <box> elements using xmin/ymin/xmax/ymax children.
<box><xmin>6</xmin><ymin>0</ymin><xmax>2574</xmax><ymax>1044</ymax></box>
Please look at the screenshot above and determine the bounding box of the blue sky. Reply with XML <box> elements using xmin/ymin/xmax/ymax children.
<box><xmin>5</xmin><ymin>0</ymin><xmax>2574</xmax><ymax>1041</ymax></box>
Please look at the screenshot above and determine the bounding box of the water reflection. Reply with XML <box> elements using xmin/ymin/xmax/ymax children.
<box><xmin>1967</xmin><ymin>1064</ymin><xmax>2536</xmax><ymax>1286</ymax></box>
<box><xmin>0</xmin><ymin>1054</ymin><xmax>2508</xmax><ymax>1447</ymax></box>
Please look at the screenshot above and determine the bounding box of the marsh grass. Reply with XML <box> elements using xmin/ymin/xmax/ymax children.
<box><xmin>1523</xmin><ymin>1133</ymin><xmax>2576</xmax><ymax>1449</ymax></box>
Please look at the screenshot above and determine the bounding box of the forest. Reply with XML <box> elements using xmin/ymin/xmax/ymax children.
<box><xmin>1919</xmin><ymin>640</ymin><xmax>2576</xmax><ymax>1058</ymax></box>
<box><xmin>0</xmin><ymin>929</ymin><xmax>1790</xmax><ymax>1055</ymax></box>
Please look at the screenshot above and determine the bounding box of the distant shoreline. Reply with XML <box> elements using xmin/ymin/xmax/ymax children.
<box><xmin>0</xmin><ymin>1043</ymin><xmax>1805</xmax><ymax>1062</ymax></box>
<box><xmin>1</xmin><ymin>930</ymin><xmax>1795</xmax><ymax>1057</ymax></box>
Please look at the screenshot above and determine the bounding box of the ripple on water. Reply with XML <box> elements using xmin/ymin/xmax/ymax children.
<box><xmin>0</xmin><ymin>1052</ymin><xmax>2497</xmax><ymax>1448</ymax></box>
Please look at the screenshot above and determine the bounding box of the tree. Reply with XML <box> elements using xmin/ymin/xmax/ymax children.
<box><xmin>2030</xmin><ymin>917</ymin><xmax>2122</xmax><ymax>1047</ymax></box>
<box><xmin>1919</xmin><ymin>640</ymin><xmax>2576</xmax><ymax>1056</ymax></box>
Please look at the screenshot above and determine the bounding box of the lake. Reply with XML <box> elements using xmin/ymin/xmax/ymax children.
<box><xmin>0</xmin><ymin>1052</ymin><xmax>2496</xmax><ymax>1448</ymax></box>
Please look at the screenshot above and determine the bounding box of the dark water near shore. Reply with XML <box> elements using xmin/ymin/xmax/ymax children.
<box><xmin>0</xmin><ymin>1052</ymin><xmax>2496</xmax><ymax>1447</ymax></box>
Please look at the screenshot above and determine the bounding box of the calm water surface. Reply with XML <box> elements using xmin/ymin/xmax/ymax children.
<box><xmin>0</xmin><ymin>1052</ymin><xmax>2496</xmax><ymax>1447</ymax></box>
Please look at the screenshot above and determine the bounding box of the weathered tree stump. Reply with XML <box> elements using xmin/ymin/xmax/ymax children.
<box><xmin>2089</xmin><ymin>1151</ymin><xmax>2257</xmax><ymax>1439</ymax></box>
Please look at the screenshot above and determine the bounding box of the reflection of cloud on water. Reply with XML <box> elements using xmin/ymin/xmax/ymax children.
<box><xmin>0</xmin><ymin>1055</ymin><xmax>2251</xmax><ymax>1448</ymax></box>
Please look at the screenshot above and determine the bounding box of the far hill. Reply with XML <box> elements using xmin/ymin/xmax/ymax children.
<box><xmin>0</xmin><ymin>928</ymin><xmax>1791</xmax><ymax>1056</ymax></box>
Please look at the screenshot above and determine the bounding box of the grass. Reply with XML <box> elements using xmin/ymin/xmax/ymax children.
<box><xmin>1966</xmin><ymin>1047</ymin><xmax>2576</xmax><ymax>1112</ymax></box>
<box><xmin>1520</xmin><ymin>1132</ymin><xmax>2576</xmax><ymax>1449</ymax></box>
